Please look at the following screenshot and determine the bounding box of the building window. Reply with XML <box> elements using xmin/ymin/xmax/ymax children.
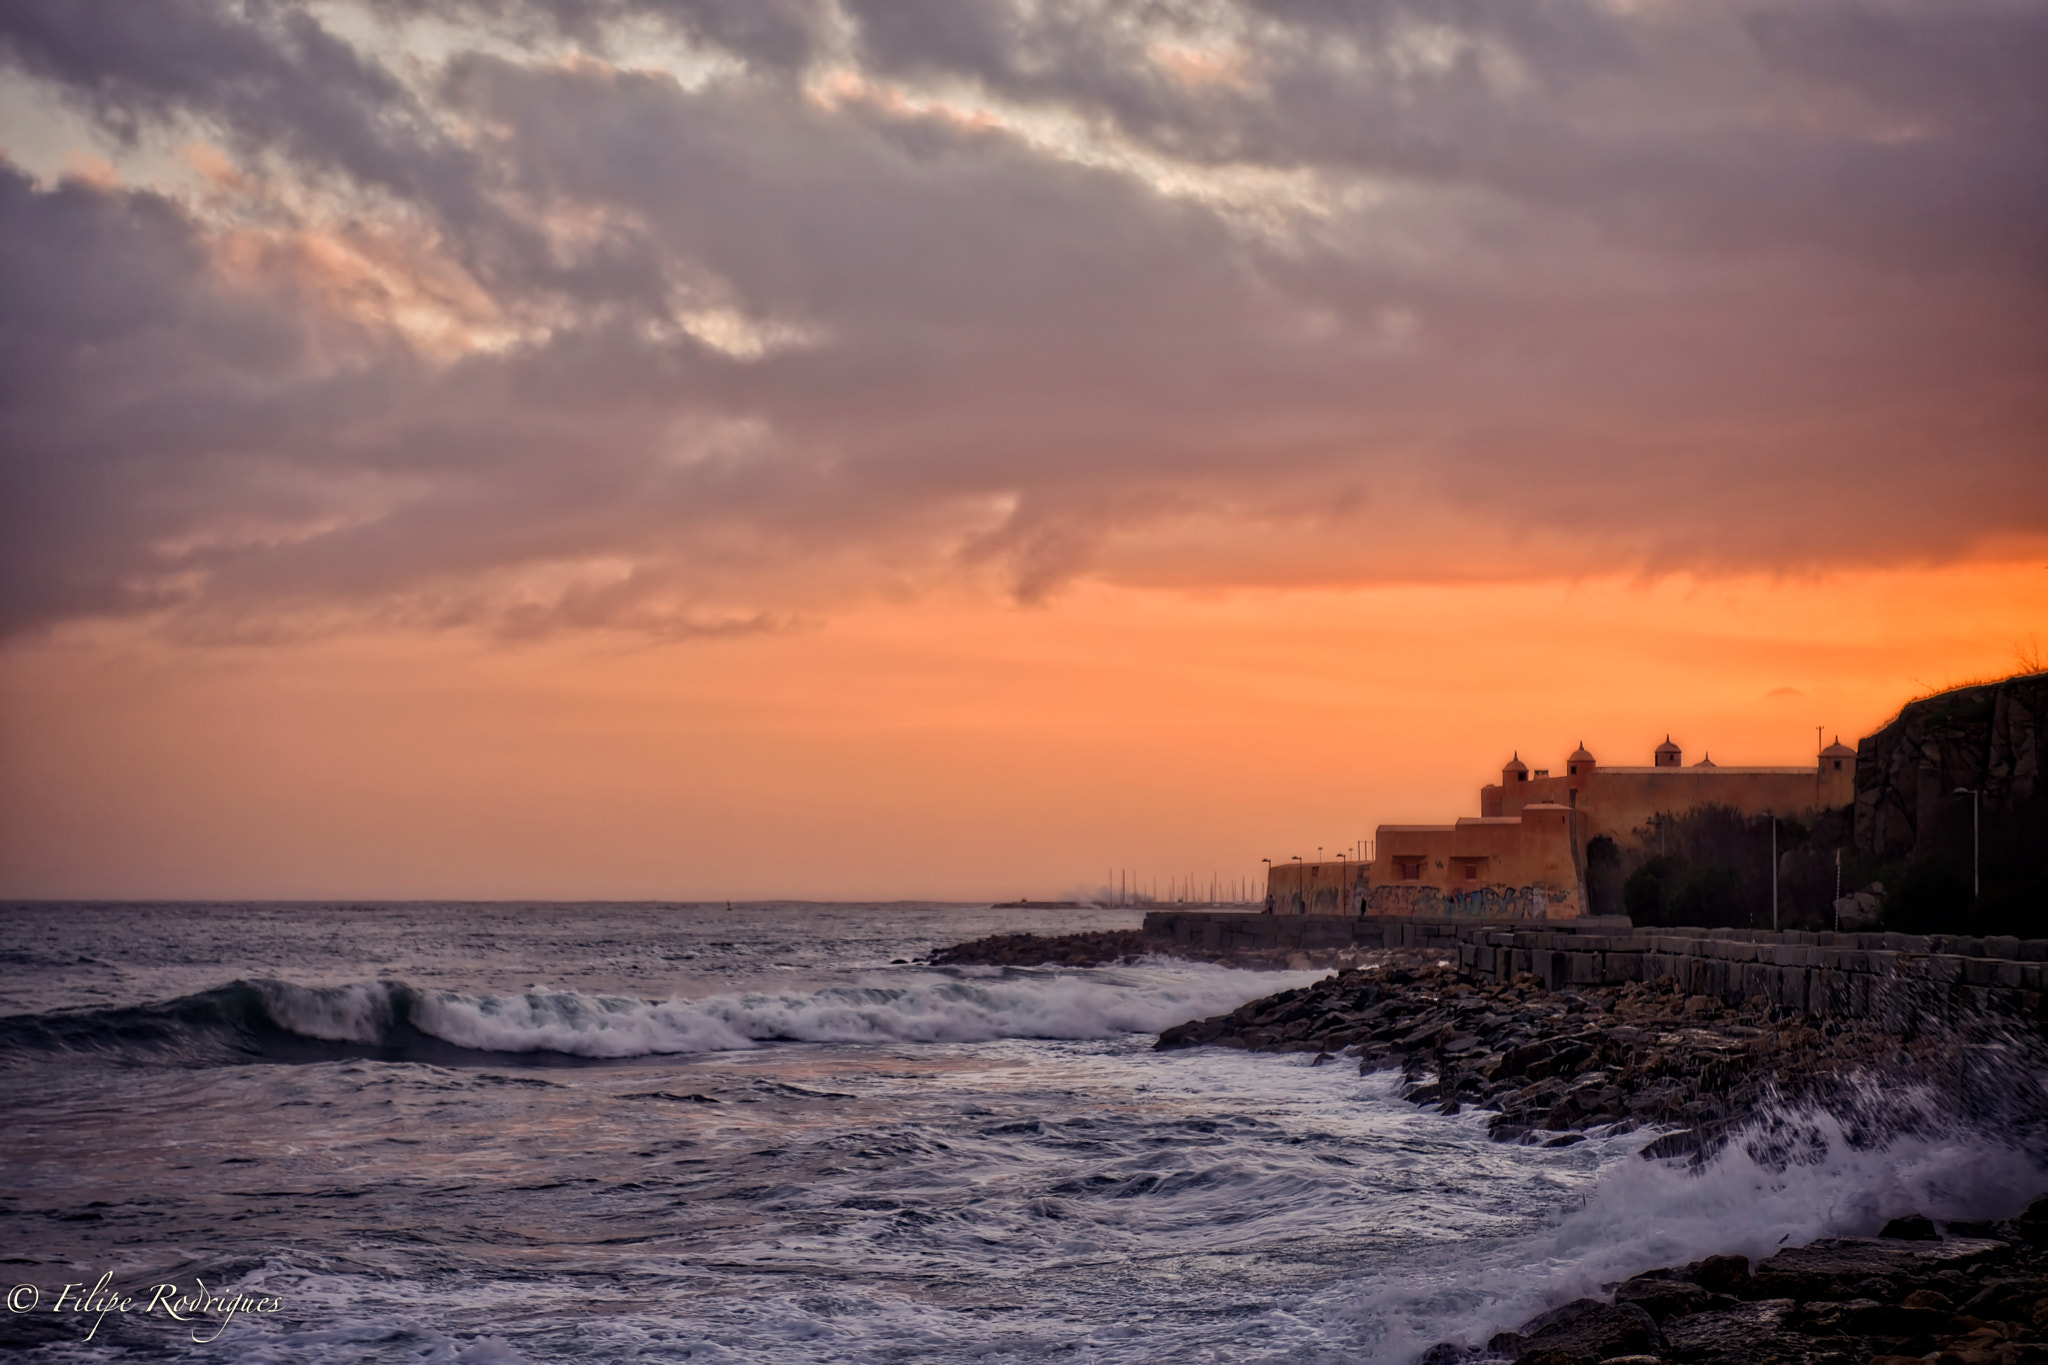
<box><xmin>1516</xmin><ymin>771</ymin><xmax>1527</xmax><ymax>782</ymax></box>
<box><xmin>1463</xmin><ymin>859</ymin><xmax>1482</xmax><ymax>882</ymax></box>
<box><xmin>1396</xmin><ymin>857</ymin><xmax>1424</xmax><ymax>881</ymax></box>
<box><xmin>1567</xmin><ymin>764</ymin><xmax>1577</xmax><ymax>776</ymax></box>
<box><xmin>1832</xmin><ymin>759</ymin><xmax>1843</xmax><ymax>771</ymax></box>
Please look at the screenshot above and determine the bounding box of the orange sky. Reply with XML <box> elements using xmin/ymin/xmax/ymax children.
<box><xmin>4</xmin><ymin>558</ymin><xmax>2040</xmax><ymax>900</ymax></box>
<box><xmin>3</xmin><ymin>1</ymin><xmax>2044</xmax><ymax>900</ymax></box>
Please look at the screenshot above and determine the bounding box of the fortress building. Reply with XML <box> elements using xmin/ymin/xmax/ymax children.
<box><xmin>1479</xmin><ymin>735</ymin><xmax>1854</xmax><ymax>844</ymax></box>
<box><xmin>1264</xmin><ymin>735</ymin><xmax>1856</xmax><ymax>919</ymax></box>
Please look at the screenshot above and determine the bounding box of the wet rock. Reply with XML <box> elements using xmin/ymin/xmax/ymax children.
<box><xmin>1613</xmin><ymin>1271</ymin><xmax>1733</xmax><ymax>1322</ymax></box>
<box><xmin>1749</xmin><ymin>1237</ymin><xmax>2008</xmax><ymax>1301</ymax></box>
<box><xmin>1689</xmin><ymin>1254</ymin><xmax>1751</xmax><ymax>1298</ymax></box>
<box><xmin>2022</xmin><ymin>1194</ymin><xmax>2048</xmax><ymax>1248</ymax></box>
<box><xmin>1657</xmin><ymin>1298</ymin><xmax>1796</xmax><ymax>1363</ymax></box>
<box><xmin>1487</xmin><ymin>1297</ymin><xmax>1659</xmax><ymax>1364</ymax></box>
<box><xmin>929</xmin><ymin>929</ymin><xmax>1151</xmax><ymax>968</ymax></box>
<box><xmin>1416</xmin><ymin>1344</ymin><xmax>1481</xmax><ymax>1365</ymax></box>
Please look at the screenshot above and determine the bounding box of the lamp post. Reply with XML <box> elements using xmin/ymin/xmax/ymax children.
<box><xmin>1954</xmin><ymin>788</ymin><xmax>1979</xmax><ymax>899</ymax></box>
<box><xmin>1770</xmin><ymin>816</ymin><xmax>1778</xmax><ymax>933</ymax></box>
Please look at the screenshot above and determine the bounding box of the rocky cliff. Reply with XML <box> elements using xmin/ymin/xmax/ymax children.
<box><xmin>1854</xmin><ymin>672</ymin><xmax>2044</xmax><ymax>861</ymax></box>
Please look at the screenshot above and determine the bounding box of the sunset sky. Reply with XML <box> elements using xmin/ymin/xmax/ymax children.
<box><xmin>1</xmin><ymin>0</ymin><xmax>2043</xmax><ymax>900</ymax></box>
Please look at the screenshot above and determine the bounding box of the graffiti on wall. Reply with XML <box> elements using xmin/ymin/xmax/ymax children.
<box><xmin>1364</xmin><ymin>883</ymin><xmax>1581</xmax><ymax>919</ymax></box>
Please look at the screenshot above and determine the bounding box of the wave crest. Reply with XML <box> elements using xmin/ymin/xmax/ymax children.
<box><xmin>1</xmin><ymin>965</ymin><xmax>1295</xmax><ymax>1066</ymax></box>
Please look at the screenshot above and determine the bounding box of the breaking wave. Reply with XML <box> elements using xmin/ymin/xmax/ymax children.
<box><xmin>1339</xmin><ymin>1073</ymin><xmax>2048</xmax><ymax>1363</ymax></box>
<box><xmin>0</xmin><ymin>965</ymin><xmax>1300</xmax><ymax>1067</ymax></box>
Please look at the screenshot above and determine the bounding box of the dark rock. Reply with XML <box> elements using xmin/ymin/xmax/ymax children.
<box><xmin>1690</xmin><ymin>1253</ymin><xmax>1751</xmax><ymax>1297</ymax></box>
<box><xmin>1495</xmin><ymin>1040</ymin><xmax>1553</xmax><ymax>1078</ymax></box>
<box><xmin>1961</xmin><ymin>1278</ymin><xmax>2038</xmax><ymax>1318</ymax></box>
<box><xmin>1613</xmin><ymin>1271</ymin><xmax>1731</xmax><ymax>1322</ymax></box>
<box><xmin>1639</xmin><ymin>1129</ymin><xmax>1707</xmax><ymax>1161</ymax></box>
<box><xmin>1489</xmin><ymin>1297</ymin><xmax>1657</xmax><ymax>1364</ymax></box>
<box><xmin>1417</xmin><ymin>1345</ymin><xmax>1480</xmax><ymax>1365</ymax></box>
<box><xmin>931</xmin><ymin>929</ymin><xmax>1151</xmax><ymax>968</ymax></box>
<box><xmin>2022</xmin><ymin>1194</ymin><xmax>2048</xmax><ymax>1248</ymax></box>
<box><xmin>1828</xmin><ymin>1300</ymin><xmax>1952</xmax><ymax>1336</ymax></box>
<box><xmin>1749</xmin><ymin>1237</ymin><xmax>2008</xmax><ymax>1301</ymax></box>
<box><xmin>1879</xmin><ymin>1213</ymin><xmax>1939</xmax><ymax>1240</ymax></box>
<box><xmin>1843</xmin><ymin>1275</ymin><xmax>1900</xmax><ymax>1303</ymax></box>
<box><xmin>1657</xmin><ymin>1299</ymin><xmax>1796</xmax><ymax>1364</ymax></box>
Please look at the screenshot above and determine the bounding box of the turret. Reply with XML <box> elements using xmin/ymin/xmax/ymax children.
<box><xmin>1693</xmin><ymin>752</ymin><xmax>1716</xmax><ymax>768</ymax></box>
<box><xmin>1503</xmin><ymin>752</ymin><xmax>1529</xmax><ymax>785</ymax></box>
<box><xmin>1566</xmin><ymin>743</ymin><xmax>1595</xmax><ymax>778</ymax></box>
<box><xmin>1819</xmin><ymin>733</ymin><xmax>1856</xmax><ymax>807</ymax></box>
<box><xmin>1654</xmin><ymin>735</ymin><xmax>1682</xmax><ymax>768</ymax></box>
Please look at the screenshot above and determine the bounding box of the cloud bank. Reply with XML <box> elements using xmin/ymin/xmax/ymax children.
<box><xmin>2</xmin><ymin>0</ymin><xmax>2044</xmax><ymax>641</ymax></box>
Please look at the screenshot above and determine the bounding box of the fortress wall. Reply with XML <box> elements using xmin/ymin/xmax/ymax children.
<box><xmin>1263</xmin><ymin>860</ymin><xmax>1369</xmax><ymax>915</ymax></box>
<box><xmin>1363</xmin><ymin>883</ymin><xmax>1580</xmax><ymax>919</ymax></box>
<box><xmin>1491</xmin><ymin>767</ymin><xmax>1851</xmax><ymax>847</ymax></box>
<box><xmin>1140</xmin><ymin>911</ymin><xmax>2048</xmax><ymax>1023</ymax></box>
<box><xmin>1361</xmin><ymin>805</ymin><xmax>1586</xmax><ymax>916</ymax></box>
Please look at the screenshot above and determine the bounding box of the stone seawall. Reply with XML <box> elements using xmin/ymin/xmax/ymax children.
<box><xmin>1142</xmin><ymin>912</ymin><xmax>2048</xmax><ymax>1023</ymax></box>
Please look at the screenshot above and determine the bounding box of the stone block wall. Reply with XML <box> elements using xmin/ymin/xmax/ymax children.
<box><xmin>1140</xmin><ymin>912</ymin><xmax>2048</xmax><ymax>1024</ymax></box>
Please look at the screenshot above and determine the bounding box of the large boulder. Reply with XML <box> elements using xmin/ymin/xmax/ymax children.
<box><xmin>1658</xmin><ymin>1299</ymin><xmax>1798</xmax><ymax>1364</ymax></box>
<box><xmin>1613</xmin><ymin>1270</ymin><xmax>1735</xmax><ymax>1321</ymax></box>
<box><xmin>1486</xmin><ymin>1298</ymin><xmax>1658</xmax><ymax>1363</ymax></box>
<box><xmin>1748</xmin><ymin>1237</ymin><xmax>2007</xmax><ymax>1300</ymax></box>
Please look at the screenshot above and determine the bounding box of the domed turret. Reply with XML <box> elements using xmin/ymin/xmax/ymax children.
<box><xmin>1693</xmin><ymin>752</ymin><xmax>1717</xmax><ymax>768</ymax></box>
<box><xmin>1654</xmin><ymin>735</ymin><xmax>1682</xmax><ymax>768</ymax></box>
<box><xmin>1820</xmin><ymin>735</ymin><xmax>1854</xmax><ymax>774</ymax></box>
<box><xmin>1503</xmin><ymin>752</ymin><xmax>1529</xmax><ymax>785</ymax></box>
<box><xmin>1566</xmin><ymin>743</ymin><xmax>1595</xmax><ymax>778</ymax></box>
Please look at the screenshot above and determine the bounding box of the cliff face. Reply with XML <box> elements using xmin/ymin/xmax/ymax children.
<box><xmin>1854</xmin><ymin>672</ymin><xmax>2044</xmax><ymax>861</ymax></box>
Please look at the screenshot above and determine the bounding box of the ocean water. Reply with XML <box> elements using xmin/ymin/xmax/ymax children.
<box><xmin>2</xmin><ymin>901</ymin><xmax>2042</xmax><ymax>1364</ymax></box>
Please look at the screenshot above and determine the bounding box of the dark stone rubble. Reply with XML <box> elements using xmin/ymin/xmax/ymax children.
<box><xmin>1153</xmin><ymin>951</ymin><xmax>2048</xmax><ymax>1363</ymax></box>
<box><xmin>1154</xmin><ymin>953</ymin><xmax>2036</xmax><ymax>1153</ymax></box>
<box><xmin>1425</xmin><ymin>1201</ymin><xmax>2048</xmax><ymax>1364</ymax></box>
<box><xmin>926</xmin><ymin>928</ymin><xmax>1152</xmax><ymax>967</ymax></box>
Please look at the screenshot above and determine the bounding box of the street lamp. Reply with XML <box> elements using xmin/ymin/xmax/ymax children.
<box><xmin>1769</xmin><ymin>815</ymin><xmax>1778</xmax><ymax>933</ymax></box>
<box><xmin>1954</xmin><ymin>788</ymin><xmax>1980</xmax><ymax>899</ymax></box>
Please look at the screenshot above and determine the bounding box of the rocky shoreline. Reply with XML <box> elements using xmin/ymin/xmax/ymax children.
<box><xmin>926</xmin><ymin>926</ymin><xmax>1339</xmax><ymax>970</ymax></box>
<box><xmin>1145</xmin><ymin>950</ymin><xmax>2048</xmax><ymax>1363</ymax></box>
<box><xmin>926</xmin><ymin>931</ymin><xmax>2048</xmax><ymax>1361</ymax></box>
<box><xmin>920</xmin><ymin>929</ymin><xmax>2048</xmax><ymax>1361</ymax></box>
<box><xmin>1154</xmin><ymin>953</ymin><xmax>2036</xmax><ymax>1154</ymax></box>
<box><xmin>925</xmin><ymin>928</ymin><xmax>1155</xmax><ymax>967</ymax></box>
<box><xmin>1438</xmin><ymin>1205</ymin><xmax>2048</xmax><ymax>1365</ymax></box>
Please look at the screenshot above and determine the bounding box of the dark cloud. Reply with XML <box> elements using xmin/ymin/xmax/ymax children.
<box><xmin>0</xmin><ymin>0</ymin><xmax>2043</xmax><ymax>641</ymax></box>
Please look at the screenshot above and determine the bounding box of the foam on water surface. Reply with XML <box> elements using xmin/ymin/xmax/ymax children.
<box><xmin>4</xmin><ymin>901</ymin><xmax>2043</xmax><ymax>1364</ymax></box>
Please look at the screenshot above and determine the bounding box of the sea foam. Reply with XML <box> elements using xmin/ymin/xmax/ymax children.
<box><xmin>252</xmin><ymin>963</ymin><xmax>1309</xmax><ymax>1059</ymax></box>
